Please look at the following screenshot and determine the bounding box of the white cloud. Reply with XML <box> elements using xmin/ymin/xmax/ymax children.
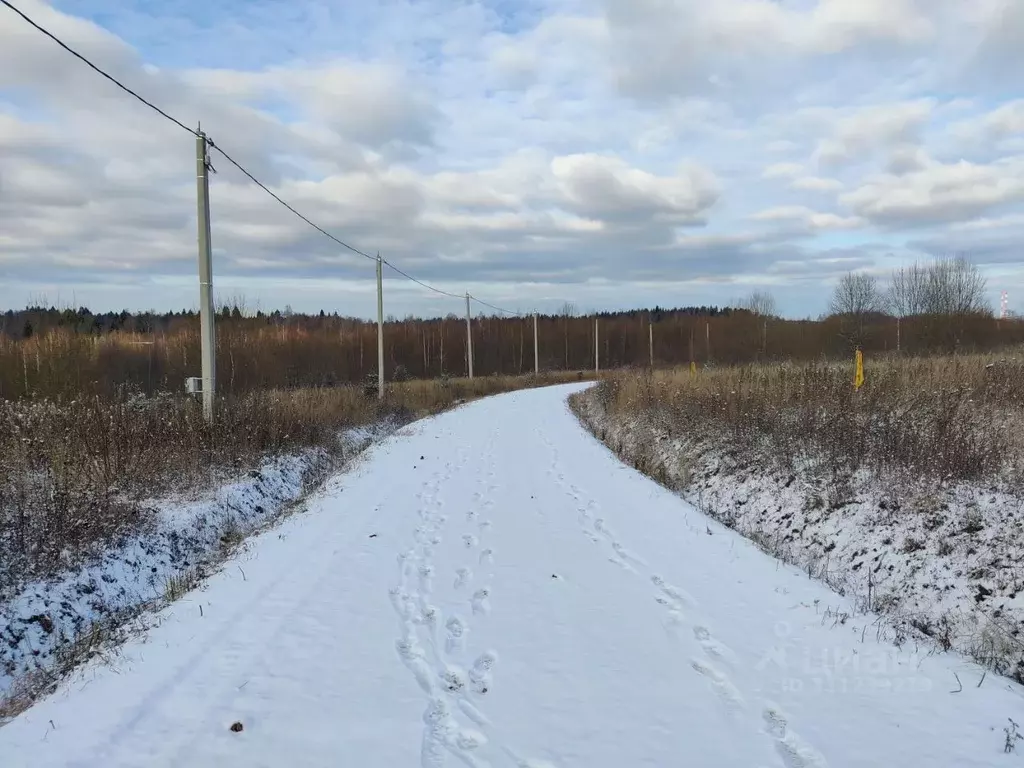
<box><xmin>549</xmin><ymin>154</ymin><xmax>719</xmax><ymax>224</ymax></box>
<box><xmin>752</xmin><ymin>206</ymin><xmax>864</xmax><ymax>230</ymax></box>
<box><xmin>791</xmin><ymin>176</ymin><xmax>844</xmax><ymax>192</ymax></box>
<box><xmin>602</xmin><ymin>0</ymin><xmax>940</xmax><ymax>101</ymax></box>
<box><xmin>808</xmin><ymin>100</ymin><xmax>935</xmax><ymax>167</ymax></box>
<box><xmin>950</xmin><ymin>100</ymin><xmax>1024</xmax><ymax>144</ymax></box>
<box><xmin>840</xmin><ymin>154</ymin><xmax>1024</xmax><ymax>226</ymax></box>
<box><xmin>1</xmin><ymin>0</ymin><xmax>1023</xmax><ymax>317</ymax></box>
<box><xmin>761</xmin><ymin>163</ymin><xmax>803</xmax><ymax>179</ymax></box>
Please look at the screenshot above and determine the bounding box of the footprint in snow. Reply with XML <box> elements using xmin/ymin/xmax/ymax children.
<box><xmin>463</xmin><ymin>534</ymin><xmax>478</xmax><ymax>549</ymax></box>
<box><xmin>455</xmin><ymin>729</ymin><xmax>487</xmax><ymax>751</ymax></box>
<box><xmin>440</xmin><ymin>665</ymin><xmax>469</xmax><ymax>694</ymax></box>
<box><xmin>694</xmin><ymin>625</ymin><xmax>736</xmax><ymax>666</ymax></box>
<box><xmin>608</xmin><ymin>557</ymin><xmax>637</xmax><ymax>573</ymax></box>
<box><xmin>396</xmin><ymin>638</ymin><xmax>436</xmax><ymax>696</ymax></box>
<box><xmin>761</xmin><ymin>708</ymin><xmax>829</xmax><ymax>768</ymax></box>
<box><xmin>388</xmin><ymin>587</ymin><xmax>417</xmax><ymax>622</ymax></box>
<box><xmin>445</xmin><ymin>616</ymin><xmax>468</xmax><ymax>655</ymax></box>
<box><xmin>691</xmin><ymin>659</ymin><xmax>746</xmax><ymax>717</ymax></box>
<box><xmin>418</xmin><ymin>564</ymin><xmax>435</xmax><ymax>592</ymax></box>
<box><xmin>471</xmin><ymin>588</ymin><xmax>491</xmax><ymax>616</ymax></box>
<box><xmin>651</xmin><ymin>575</ymin><xmax>694</xmax><ymax>607</ymax></box>
<box><xmin>454</xmin><ymin>568</ymin><xmax>473</xmax><ymax>589</ymax></box>
<box><xmin>479</xmin><ymin>549</ymin><xmax>494</xmax><ymax>566</ymax></box>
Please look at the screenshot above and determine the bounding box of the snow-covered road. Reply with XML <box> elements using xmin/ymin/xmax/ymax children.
<box><xmin>2</xmin><ymin>384</ymin><xmax>1021</xmax><ymax>767</ymax></box>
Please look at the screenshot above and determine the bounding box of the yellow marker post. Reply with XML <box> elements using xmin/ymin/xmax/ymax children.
<box><xmin>690</xmin><ymin>361</ymin><xmax>697</xmax><ymax>377</ymax></box>
<box><xmin>854</xmin><ymin>349</ymin><xmax>864</xmax><ymax>391</ymax></box>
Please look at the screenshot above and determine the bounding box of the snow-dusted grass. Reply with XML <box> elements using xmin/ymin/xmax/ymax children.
<box><xmin>571</xmin><ymin>358</ymin><xmax>1024</xmax><ymax>683</ymax></box>
<box><xmin>0</xmin><ymin>422</ymin><xmax>396</xmax><ymax>720</ymax></box>
<box><xmin>0</xmin><ymin>372</ymin><xmax>588</xmax><ymax>719</ymax></box>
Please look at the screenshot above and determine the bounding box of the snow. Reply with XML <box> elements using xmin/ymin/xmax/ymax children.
<box><xmin>572</xmin><ymin>392</ymin><xmax>1024</xmax><ymax>682</ymax></box>
<box><xmin>0</xmin><ymin>421</ymin><xmax>399</xmax><ymax>699</ymax></box>
<box><xmin>1</xmin><ymin>384</ymin><xmax>1023</xmax><ymax>767</ymax></box>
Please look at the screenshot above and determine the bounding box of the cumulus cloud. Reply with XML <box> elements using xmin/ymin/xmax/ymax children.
<box><xmin>1</xmin><ymin>0</ymin><xmax>1022</xmax><ymax>317</ymax></box>
<box><xmin>751</xmin><ymin>206</ymin><xmax>864</xmax><ymax>231</ymax></box>
<box><xmin>840</xmin><ymin>154</ymin><xmax>1024</xmax><ymax>226</ymax></box>
<box><xmin>549</xmin><ymin>154</ymin><xmax>718</xmax><ymax>225</ymax></box>
<box><xmin>808</xmin><ymin>100</ymin><xmax>935</xmax><ymax>167</ymax></box>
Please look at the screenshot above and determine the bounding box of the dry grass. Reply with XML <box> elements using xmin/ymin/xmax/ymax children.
<box><xmin>0</xmin><ymin>370</ymin><xmax>589</xmax><ymax>592</ymax></box>
<box><xmin>593</xmin><ymin>352</ymin><xmax>1024</xmax><ymax>489</ymax></box>
<box><xmin>575</xmin><ymin>353</ymin><xmax>1024</xmax><ymax>681</ymax></box>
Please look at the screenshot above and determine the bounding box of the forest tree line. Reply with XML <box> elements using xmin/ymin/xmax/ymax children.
<box><xmin>1</xmin><ymin>256</ymin><xmax>1019</xmax><ymax>399</ymax></box>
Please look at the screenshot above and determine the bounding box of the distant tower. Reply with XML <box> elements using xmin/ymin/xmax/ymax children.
<box><xmin>1001</xmin><ymin>290</ymin><xmax>1009</xmax><ymax>320</ymax></box>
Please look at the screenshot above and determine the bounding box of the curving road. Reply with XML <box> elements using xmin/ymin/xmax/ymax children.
<box><xmin>0</xmin><ymin>384</ymin><xmax>1017</xmax><ymax>767</ymax></box>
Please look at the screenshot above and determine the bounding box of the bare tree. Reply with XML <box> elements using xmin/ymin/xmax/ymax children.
<box><xmin>886</xmin><ymin>256</ymin><xmax>988</xmax><ymax>316</ymax></box>
<box><xmin>885</xmin><ymin>261</ymin><xmax>930</xmax><ymax>317</ymax></box>
<box><xmin>742</xmin><ymin>291</ymin><xmax>777</xmax><ymax>317</ymax></box>
<box><xmin>829</xmin><ymin>272</ymin><xmax>880</xmax><ymax>317</ymax></box>
<box><xmin>926</xmin><ymin>255</ymin><xmax>989</xmax><ymax>316</ymax></box>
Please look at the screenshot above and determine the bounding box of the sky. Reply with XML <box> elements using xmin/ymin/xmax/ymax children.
<box><xmin>1</xmin><ymin>0</ymin><xmax>1023</xmax><ymax>319</ymax></box>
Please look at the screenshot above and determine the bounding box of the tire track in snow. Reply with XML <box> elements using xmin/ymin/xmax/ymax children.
<box><xmin>542</xmin><ymin>432</ymin><xmax>828</xmax><ymax>768</ymax></box>
<box><xmin>391</xmin><ymin>434</ymin><xmax>557</xmax><ymax>767</ymax></box>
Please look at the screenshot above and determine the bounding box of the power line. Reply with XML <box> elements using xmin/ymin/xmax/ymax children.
<box><xmin>4</xmin><ymin>0</ymin><xmax>539</xmax><ymax>315</ymax></box>
<box><xmin>1</xmin><ymin>0</ymin><xmax>198</xmax><ymax>137</ymax></box>
<box><xmin>209</xmin><ymin>142</ymin><xmax>378</xmax><ymax>264</ymax></box>
<box><xmin>472</xmin><ymin>297</ymin><xmax>523</xmax><ymax>317</ymax></box>
<box><xmin>381</xmin><ymin>260</ymin><xmax>465</xmax><ymax>300</ymax></box>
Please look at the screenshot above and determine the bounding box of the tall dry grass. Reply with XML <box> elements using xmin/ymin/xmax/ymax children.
<box><xmin>5</xmin><ymin>312</ymin><xmax>1024</xmax><ymax>400</ymax></box>
<box><xmin>595</xmin><ymin>352</ymin><xmax>1024</xmax><ymax>488</ymax></box>
<box><xmin>0</xmin><ymin>371</ymin><xmax>588</xmax><ymax>592</ymax></box>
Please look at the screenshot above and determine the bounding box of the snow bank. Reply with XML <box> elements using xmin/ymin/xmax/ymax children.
<box><xmin>571</xmin><ymin>390</ymin><xmax>1024</xmax><ymax>683</ymax></box>
<box><xmin>0</xmin><ymin>420</ymin><xmax>400</xmax><ymax>703</ymax></box>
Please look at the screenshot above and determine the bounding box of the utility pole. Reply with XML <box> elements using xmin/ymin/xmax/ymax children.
<box><xmin>466</xmin><ymin>293</ymin><xmax>474</xmax><ymax>379</ymax></box>
<box><xmin>376</xmin><ymin>254</ymin><xmax>385</xmax><ymax>400</ymax></box>
<box><xmin>594</xmin><ymin>316</ymin><xmax>600</xmax><ymax>374</ymax></box>
<box><xmin>533</xmin><ymin>313</ymin><xmax>539</xmax><ymax>374</ymax></box>
<box><xmin>195</xmin><ymin>129</ymin><xmax>216</xmax><ymax>423</ymax></box>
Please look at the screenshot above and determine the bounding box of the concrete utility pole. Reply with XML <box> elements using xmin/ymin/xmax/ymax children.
<box><xmin>466</xmin><ymin>293</ymin><xmax>474</xmax><ymax>379</ymax></box>
<box><xmin>533</xmin><ymin>313</ymin><xmax>539</xmax><ymax>374</ymax></box>
<box><xmin>195</xmin><ymin>130</ymin><xmax>216</xmax><ymax>423</ymax></box>
<box><xmin>594</xmin><ymin>316</ymin><xmax>600</xmax><ymax>374</ymax></box>
<box><xmin>376</xmin><ymin>254</ymin><xmax>385</xmax><ymax>400</ymax></box>
<box><xmin>649</xmin><ymin>321</ymin><xmax>654</xmax><ymax>368</ymax></box>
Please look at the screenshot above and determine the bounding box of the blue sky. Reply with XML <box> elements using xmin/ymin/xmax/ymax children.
<box><xmin>1</xmin><ymin>0</ymin><xmax>1023</xmax><ymax>318</ymax></box>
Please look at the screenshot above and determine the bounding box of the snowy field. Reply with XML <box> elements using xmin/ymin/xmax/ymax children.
<box><xmin>1</xmin><ymin>422</ymin><xmax>398</xmax><ymax>702</ymax></box>
<box><xmin>1</xmin><ymin>384</ymin><xmax>1022</xmax><ymax>767</ymax></box>
<box><xmin>572</xmin><ymin>390</ymin><xmax>1024</xmax><ymax>682</ymax></box>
